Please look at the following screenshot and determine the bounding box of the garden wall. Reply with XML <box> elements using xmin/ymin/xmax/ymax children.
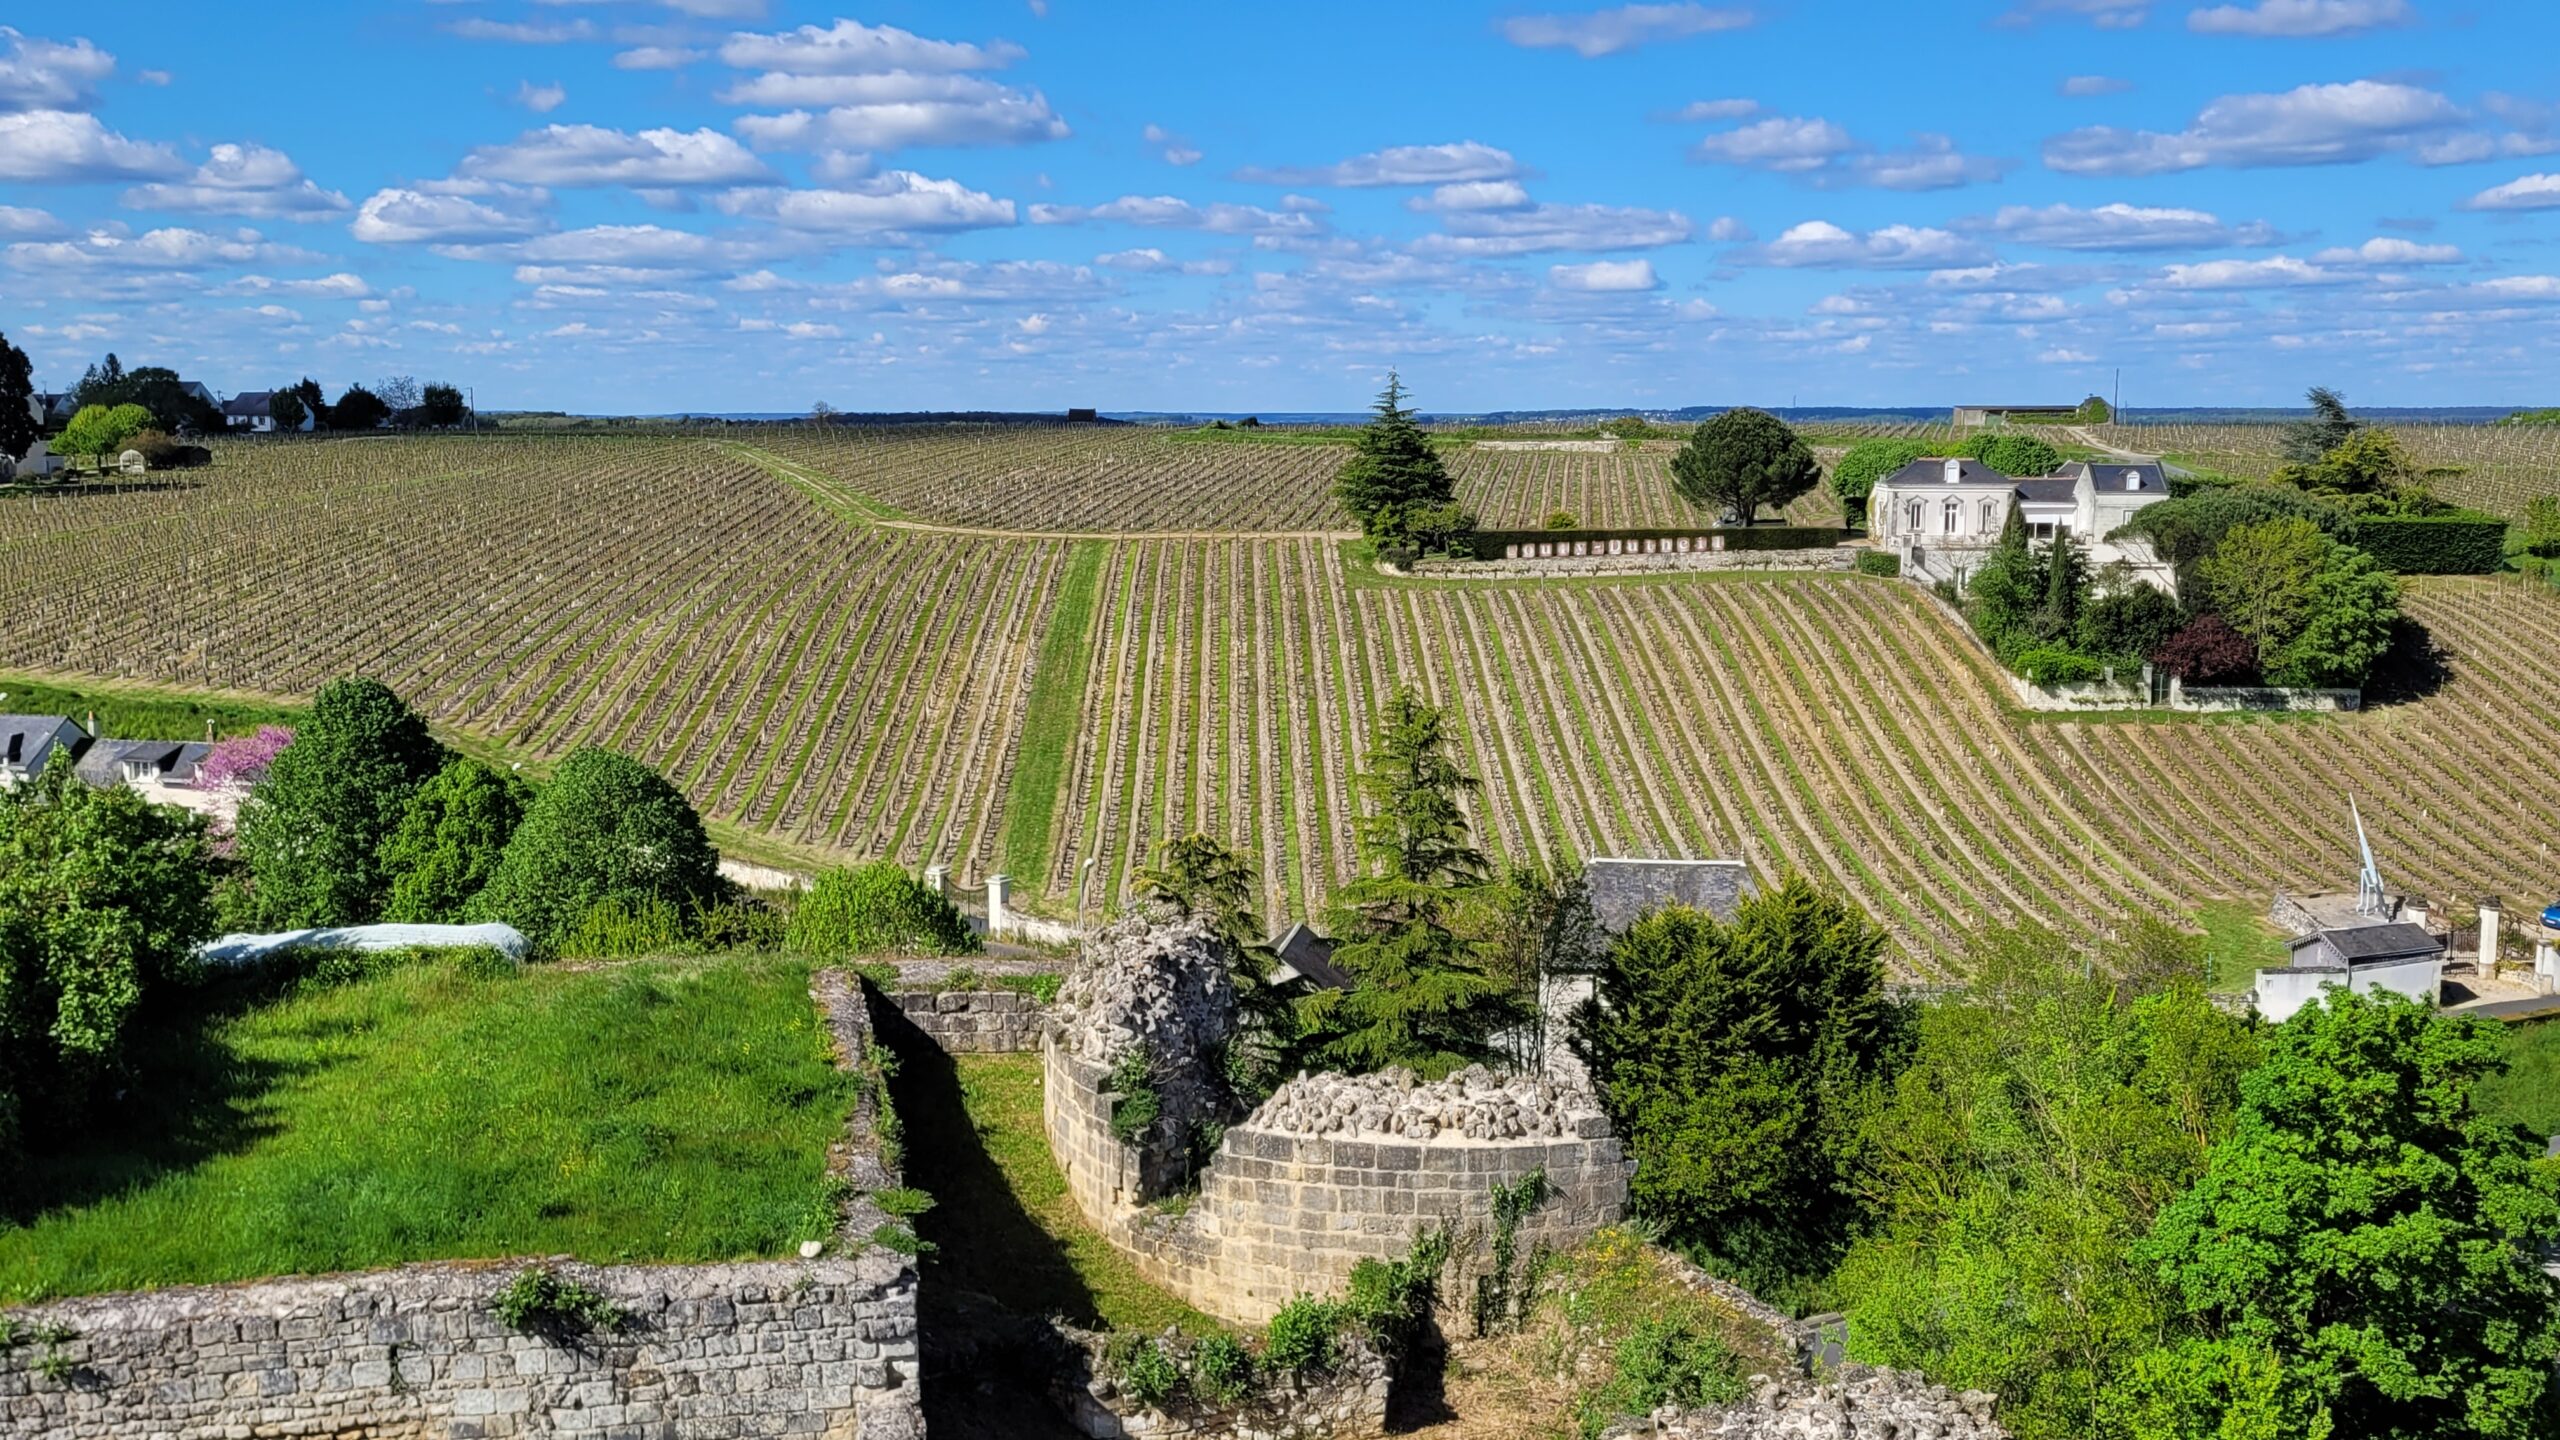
<box><xmin>1414</xmin><ymin>546</ymin><xmax>1850</xmax><ymax>578</ymax></box>
<box><xmin>1043</xmin><ymin>917</ymin><xmax>1631</xmax><ymax>1326</ymax></box>
<box><xmin>0</xmin><ymin>971</ymin><xmax>924</xmax><ymax>1440</ymax></box>
<box><xmin>881</xmin><ymin>985</ymin><xmax>1049</xmax><ymax>1053</ymax></box>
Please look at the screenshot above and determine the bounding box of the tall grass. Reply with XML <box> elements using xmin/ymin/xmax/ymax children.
<box><xmin>2481</xmin><ymin>1018</ymin><xmax>2560</xmax><ymax>1138</ymax></box>
<box><xmin>0</xmin><ymin>953</ymin><xmax>851</xmax><ymax>1302</ymax></box>
<box><xmin>0</xmin><ymin>670</ymin><xmax>305</xmax><ymax>741</ymax></box>
<box><xmin>1000</xmin><ymin>540</ymin><xmax>1107</xmax><ymax>895</ymax></box>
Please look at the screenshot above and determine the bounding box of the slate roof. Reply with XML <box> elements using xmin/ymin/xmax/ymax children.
<box><xmin>2014</xmin><ymin>476</ymin><xmax>2081</xmax><ymax>504</ymax></box>
<box><xmin>2060</xmin><ymin>461</ymin><xmax>2166</xmax><ymax>494</ymax></box>
<box><xmin>1878</xmin><ymin>458</ymin><xmax>2018</xmax><ymax>489</ymax></box>
<box><xmin>1586</xmin><ymin>857</ymin><xmax>1754</xmax><ymax>933</ymax></box>
<box><xmin>2284</xmin><ymin>921</ymin><xmax>2443</xmax><ymax>967</ymax></box>
<box><xmin>222</xmin><ymin>391</ymin><xmax>276</xmax><ymax>420</ymax></box>
<box><xmin>75</xmin><ymin>737</ymin><xmax>210</xmax><ymax>788</ymax></box>
<box><xmin>1267</xmin><ymin>922</ymin><xmax>1350</xmax><ymax>991</ymax></box>
<box><xmin>0</xmin><ymin>714</ymin><xmax>85</xmax><ymax>775</ymax></box>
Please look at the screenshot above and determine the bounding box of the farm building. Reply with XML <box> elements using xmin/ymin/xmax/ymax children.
<box><xmin>2253</xmin><ymin>923</ymin><xmax>2445</xmax><ymax>1023</ymax></box>
<box><xmin>8</xmin><ymin>395</ymin><xmax>63</xmax><ymax>479</ymax></box>
<box><xmin>1870</xmin><ymin>456</ymin><xmax>2174</xmax><ymax>590</ymax></box>
<box><xmin>1950</xmin><ymin>404</ymin><xmax>2075</xmax><ymax>429</ymax></box>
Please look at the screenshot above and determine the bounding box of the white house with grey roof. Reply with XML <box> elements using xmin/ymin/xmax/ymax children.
<box><xmin>0</xmin><ymin>715</ymin><xmax>88</xmax><ymax>788</ymax></box>
<box><xmin>1870</xmin><ymin>457</ymin><xmax>2174</xmax><ymax>590</ymax></box>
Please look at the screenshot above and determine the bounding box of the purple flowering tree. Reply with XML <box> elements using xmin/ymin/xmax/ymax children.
<box><xmin>198</xmin><ymin>725</ymin><xmax>294</xmax><ymax>793</ymax></box>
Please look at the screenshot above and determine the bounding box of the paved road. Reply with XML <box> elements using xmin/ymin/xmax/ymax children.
<box><xmin>2454</xmin><ymin>994</ymin><xmax>2560</xmax><ymax>1022</ymax></box>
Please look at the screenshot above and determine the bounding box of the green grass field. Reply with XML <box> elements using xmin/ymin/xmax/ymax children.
<box><xmin>1001</xmin><ymin>540</ymin><xmax>1107</xmax><ymax>894</ymax></box>
<box><xmin>0</xmin><ymin>953</ymin><xmax>851</xmax><ymax>1303</ymax></box>
<box><xmin>885</xmin><ymin>1036</ymin><xmax>1218</xmax><ymax>1336</ymax></box>
<box><xmin>2194</xmin><ymin>901</ymin><xmax>2292</xmax><ymax>993</ymax></box>
<box><xmin>0</xmin><ymin>670</ymin><xmax>305</xmax><ymax>742</ymax></box>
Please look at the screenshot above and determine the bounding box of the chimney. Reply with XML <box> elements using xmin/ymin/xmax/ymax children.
<box><xmin>1943</xmin><ymin>457</ymin><xmax>1963</xmax><ymax>484</ymax></box>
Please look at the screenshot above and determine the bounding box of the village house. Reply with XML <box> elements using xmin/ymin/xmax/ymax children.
<box><xmin>222</xmin><ymin>391</ymin><xmax>312</xmax><ymax>434</ymax></box>
<box><xmin>7</xmin><ymin>395</ymin><xmax>63</xmax><ymax>480</ymax></box>
<box><xmin>1869</xmin><ymin>456</ymin><xmax>2174</xmax><ymax>590</ymax></box>
<box><xmin>0</xmin><ymin>714</ymin><xmax>213</xmax><ymax>803</ymax></box>
<box><xmin>0</xmin><ymin>714</ymin><xmax>89</xmax><ymax>789</ymax></box>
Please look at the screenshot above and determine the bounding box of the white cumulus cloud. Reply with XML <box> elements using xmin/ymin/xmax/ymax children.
<box><xmin>1498</xmin><ymin>4</ymin><xmax>1756</xmax><ymax>57</ymax></box>
<box><xmin>123</xmin><ymin>143</ymin><xmax>352</xmax><ymax>220</ymax></box>
<box><xmin>463</xmin><ymin>125</ymin><xmax>772</xmax><ymax>188</ymax></box>
<box><xmin>1549</xmin><ymin>258</ymin><xmax>1661</xmax><ymax>291</ymax></box>
<box><xmin>2044</xmin><ymin>80</ymin><xmax>2464</xmax><ymax>174</ymax></box>
<box><xmin>2186</xmin><ymin>0</ymin><xmax>2412</xmax><ymax>37</ymax></box>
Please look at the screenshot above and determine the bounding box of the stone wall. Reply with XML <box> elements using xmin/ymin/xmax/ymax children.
<box><xmin>0</xmin><ymin>970</ymin><xmax>923</xmax><ymax>1440</ymax></box>
<box><xmin>1412</xmin><ymin>548</ymin><xmax>1850</xmax><ymax>578</ymax></box>
<box><xmin>1606</xmin><ymin>1365</ymin><xmax>2005</xmax><ymax>1439</ymax></box>
<box><xmin>1044</xmin><ymin>1323</ymin><xmax>1390</xmax><ymax>1440</ymax></box>
<box><xmin>882</xmin><ymin>985</ymin><xmax>1048</xmax><ymax>1053</ymax></box>
<box><xmin>1044</xmin><ymin>917</ymin><xmax>1631</xmax><ymax>1325</ymax></box>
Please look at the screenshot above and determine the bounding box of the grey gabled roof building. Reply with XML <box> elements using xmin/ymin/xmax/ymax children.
<box><xmin>1585</xmin><ymin>857</ymin><xmax>1754</xmax><ymax>933</ymax></box>
<box><xmin>74</xmin><ymin>737</ymin><xmax>211</xmax><ymax>789</ymax></box>
<box><xmin>0</xmin><ymin>714</ymin><xmax>89</xmax><ymax>784</ymax></box>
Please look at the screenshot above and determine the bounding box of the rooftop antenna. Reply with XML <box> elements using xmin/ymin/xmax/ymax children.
<box><xmin>2352</xmin><ymin>797</ymin><xmax>2385</xmax><ymax>918</ymax></box>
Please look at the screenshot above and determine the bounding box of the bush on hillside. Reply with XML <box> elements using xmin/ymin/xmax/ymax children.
<box><xmin>1959</xmin><ymin>432</ymin><xmax>2062</xmax><ymax>479</ymax></box>
<box><xmin>1853</xmin><ymin>550</ymin><xmax>1901</xmax><ymax>577</ymax></box>
<box><xmin>2012</xmin><ymin>644</ymin><xmax>2106</xmax><ymax>686</ymax></box>
<box><xmin>2077</xmin><ymin>584</ymin><xmax>2182</xmax><ymax>664</ymax></box>
<box><xmin>469</xmin><ymin>747</ymin><xmax>724</xmax><ymax>945</ymax></box>
<box><xmin>380</xmin><ymin>758</ymin><xmax>535</xmax><ymax>923</ymax></box>
<box><xmin>784</xmin><ymin>862</ymin><xmax>979</xmax><ymax>957</ymax></box>
<box><xmin>1829</xmin><ymin>439</ymin><xmax>1932</xmax><ymax>524</ymax></box>
<box><xmin>230</xmin><ymin>677</ymin><xmax>447</xmax><ymax>929</ymax></box>
<box><xmin>2150</xmin><ymin>615</ymin><xmax>2257</xmax><ymax>684</ymax></box>
<box><xmin>0</xmin><ymin>756</ymin><xmax>213</xmax><ymax>1157</ymax></box>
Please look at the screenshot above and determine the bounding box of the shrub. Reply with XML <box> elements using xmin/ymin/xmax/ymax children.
<box><xmin>379</xmin><ymin>758</ymin><xmax>533</xmax><ymax>924</ymax></box>
<box><xmin>2344</xmin><ymin>511</ymin><xmax>2508</xmax><ymax>575</ymax></box>
<box><xmin>470</xmin><ymin>747</ymin><xmax>723</xmax><ymax>945</ymax></box>
<box><xmin>690</xmin><ymin>895</ymin><xmax>788</xmax><ymax>950</ymax></box>
<box><xmin>2078</xmin><ymin>585</ymin><xmax>2182</xmax><ymax>664</ymax></box>
<box><xmin>784</xmin><ymin>862</ymin><xmax>978</xmax><ymax>957</ymax></box>
<box><xmin>1544</xmin><ymin>509</ymin><xmax>1578</xmax><ymax>530</ymax></box>
<box><xmin>1262</xmin><ymin>1296</ymin><xmax>1343</xmax><ymax>1375</ymax></box>
<box><xmin>556</xmin><ymin>895</ymin><xmax>693</xmax><ymax>958</ymax></box>
<box><xmin>1109</xmin><ymin>1335</ymin><xmax>1184</xmax><ymax>1409</ymax></box>
<box><xmin>491</xmin><ymin>1267</ymin><xmax>627</xmax><ymax>1338</ymax></box>
<box><xmin>2151</xmin><ymin>615</ymin><xmax>2257</xmax><ymax>684</ymax></box>
<box><xmin>231</xmin><ymin>677</ymin><xmax>446</xmax><ymax>930</ymax></box>
<box><xmin>1576</xmin><ymin>1319</ymin><xmax>1746</xmax><ymax>1437</ymax></box>
<box><xmin>2012</xmin><ymin>644</ymin><xmax>2105</xmax><ymax>686</ymax></box>
<box><xmin>1351</xmin><ymin>1225</ymin><xmax>1453</xmax><ymax>1356</ymax></box>
<box><xmin>55</xmin><ymin>402</ymin><xmax>153</xmax><ymax>461</ymax></box>
<box><xmin>0</xmin><ymin>756</ymin><xmax>214</xmax><ymax>1156</ymax></box>
<box><xmin>124</xmin><ymin>430</ymin><xmax>212</xmax><ymax>469</ymax></box>
<box><xmin>1190</xmin><ymin>1331</ymin><xmax>1255</xmax><ymax>1406</ymax></box>
<box><xmin>1853</xmin><ymin>550</ymin><xmax>1900</xmax><ymax>577</ymax></box>
<box><xmin>1107</xmin><ymin>1049</ymin><xmax>1161</xmax><ymax>1144</ymax></box>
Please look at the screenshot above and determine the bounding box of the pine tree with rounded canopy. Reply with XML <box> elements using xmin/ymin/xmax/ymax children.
<box><xmin>1669</xmin><ymin>407</ymin><xmax>1820</xmax><ymax>525</ymax></box>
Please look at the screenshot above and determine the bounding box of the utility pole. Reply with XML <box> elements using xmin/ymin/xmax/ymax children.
<box><xmin>2113</xmin><ymin>368</ymin><xmax>2120</xmax><ymax>418</ymax></box>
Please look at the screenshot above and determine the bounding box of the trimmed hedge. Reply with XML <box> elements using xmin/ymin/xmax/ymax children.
<box><xmin>2344</xmin><ymin>512</ymin><xmax>2508</xmax><ymax>575</ymax></box>
<box><xmin>1853</xmin><ymin>551</ymin><xmax>1901</xmax><ymax>577</ymax></box>
<box><xmin>1471</xmin><ymin>525</ymin><xmax>1848</xmax><ymax>556</ymax></box>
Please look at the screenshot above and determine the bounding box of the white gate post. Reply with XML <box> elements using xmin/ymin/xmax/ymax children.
<box><xmin>922</xmin><ymin>864</ymin><xmax>948</xmax><ymax>897</ymax></box>
<box><xmin>988</xmin><ymin>873</ymin><xmax>1012</xmax><ymax>941</ymax></box>
<box><xmin>2479</xmin><ymin>898</ymin><xmax>2502</xmax><ymax>977</ymax></box>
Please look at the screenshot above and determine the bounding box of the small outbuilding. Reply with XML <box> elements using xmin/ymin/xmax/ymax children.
<box><xmin>1265</xmin><ymin>921</ymin><xmax>1350</xmax><ymax>992</ymax></box>
<box><xmin>2254</xmin><ymin>922</ymin><xmax>2445</xmax><ymax>1023</ymax></box>
<box><xmin>1585</xmin><ymin>856</ymin><xmax>1754</xmax><ymax>933</ymax></box>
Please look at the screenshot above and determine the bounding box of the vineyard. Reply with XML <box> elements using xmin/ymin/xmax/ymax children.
<box><xmin>2081</xmin><ymin>420</ymin><xmax>2560</xmax><ymax>519</ymax></box>
<box><xmin>5</xmin><ymin>432</ymin><xmax>2559</xmax><ymax>976</ymax></box>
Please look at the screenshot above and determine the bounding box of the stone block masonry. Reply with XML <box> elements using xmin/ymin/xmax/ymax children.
<box><xmin>882</xmin><ymin>985</ymin><xmax>1048</xmax><ymax>1053</ymax></box>
<box><xmin>1043</xmin><ymin>916</ymin><xmax>1631</xmax><ymax>1326</ymax></box>
<box><xmin>0</xmin><ymin>969</ymin><xmax>924</xmax><ymax>1440</ymax></box>
<box><xmin>0</xmin><ymin>1256</ymin><xmax>921</xmax><ymax>1440</ymax></box>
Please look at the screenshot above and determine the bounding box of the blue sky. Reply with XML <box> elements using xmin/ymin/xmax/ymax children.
<box><xmin>3</xmin><ymin>1</ymin><xmax>2559</xmax><ymax>413</ymax></box>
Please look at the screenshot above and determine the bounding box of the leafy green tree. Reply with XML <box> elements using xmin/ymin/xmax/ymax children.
<box><xmin>2080</xmin><ymin>583</ymin><xmax>2183</xmax><ymax>663</ymax></box>
<box><xmin>2198</xmin><ymin>518</ymin><xmax>2330</xmax><ymax>670</ymax></box>
<box><xmin>379</xmin><ymin>758</ymin><xmax>534</xmax><ymax>923</ymax></box>
<box><xmin>231</xmin><ymin>677</ymin><xmax>447</xmax><ymax>929</ymax></box>
<box><xmin>1963</xmin><ymin>432</ymin><xmax>2064</xmax><ymax>479</ymax></box>
<box><xmin>2281</xmin><ymin>386</ymin><xmax>2358</xmax><ymax>465</ymax></box>
<box><xmin>1829</xmin><ymin>439</ymin><xmax>1931</xmax><ymax>526</ymax></box>
<box><xmin>2272</xmin><ymin>429</ymin><xmax>2450</xmax><ymax>518</ymax></box>
<box><xmin>1473</xmin><ymin>858</ymin><xmax>1606</xmax><ymax>1070</ymax></box>
<box><xmin>2523</xmin><ymin>495</ymin><xmax>2560</xmax><ymax>560</ymax></box>
<box><xmin>1334</xmin><ymin>373</ymin><xmax>1454</xmax><ymax>538</ymax></box>
<box><xmin>56</xmin><ymin>403</ymin><xmax>154</xmax><ymax>462</ymax></box>
<box><xmin>2112</xmin><ymin>487</ymin><xmax>2345</xmax><ymax>600</ymax></box>
<box><xmin>421</xmin><ymin>383</ymin><xmax>469</xmax><ymax>428</ymax></box>
<box><xmin>1670</xmin><ymin>408</ymin><xmax>1820</xmax><ymax>525</ymax></box>
<box><xmin>2136</xmin><ymin>991</ymin><xmax>2560</xmax><ymax>1440</ymax></box>
<box><xmin>470</xmin><ymin>747</ymin><xmax>724</xmax><ymax>946</ymax></box>
<box><xmin>0</xmin><ymin>755</ymin><xmax>213</xmax><ymax>1157</ymax></box>
<box><xmin>288</xmin><ymin>377</ymin><xmax>329</xmax><ymax>429</ymax></box>
<box><xmin>1571</xmin><ymin>875</ymin><xmax>1901</xmax><ymax>1304</ymax></box>
<box><xmin>1835</xmin><ymin>926</ymin><xmax>2261</xmax><ymax>1439</ymax></box>
<box><xmin>1301</xmin><ymin>685</ymin><xmax>1521</xmax><ymax>1078</ymax></box>
<box><xmin>122</xmin><ymin>367</ymin><xmax>224</xmax><ymax>436</ymax></box>
<box><xmin>266</xmin><ymin>387</ymin><xmax>308</xmax><ymax>434</ymax></box>
<box><xmin>2074</xmin><ymin>395</ymin><xmax>2113</xmax><ymax>424</ymax></box>
<box><xmin>784</xmin><ymin>861</ymin><xmax>978</xmax><ymax>957</ymax></box>
<box><xmin>0</xmin><ymin>328</ymin><xmax>36</xmax><ymax>466</ymax></box>
<box><xmin>2268</xmin><ymin>547</ymin><xmax>2397</xmax><ymax>688</ymax></box>
<box><xmin>332</xmin><ymin>384</ymin><xmax>390</xmax><ymax>431</ymax></box>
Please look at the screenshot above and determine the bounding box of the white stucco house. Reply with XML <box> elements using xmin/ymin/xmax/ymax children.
<box><xmin>222</xmin><ymin>390</ymin><xmax>314</xmax><ymax>434</ymax></box>
<box><xmin>7</xmin><ymin>395</ymin><xmax>63</xmax><ymax>480</ymax></box>
<box><xmin>1871</xmin><ymin>456</ymin><xmax>2174</xmax><ymax>590</ymax></box>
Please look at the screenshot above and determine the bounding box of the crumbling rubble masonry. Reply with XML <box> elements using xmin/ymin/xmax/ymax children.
<box><xmin>1605</xmin><ymin>1364</ymin><xmax>2006</xmax><ymax>1439</ymax></box>
<box><xmin>1043</xmin><ymin>917</ymin><xmax>1632</xmax><ymax>1324</ymax></box>
<box><xmin>0</xmin><ymin>970</ymin><xmax>923</xmax><ymax>1440</ymax></box>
